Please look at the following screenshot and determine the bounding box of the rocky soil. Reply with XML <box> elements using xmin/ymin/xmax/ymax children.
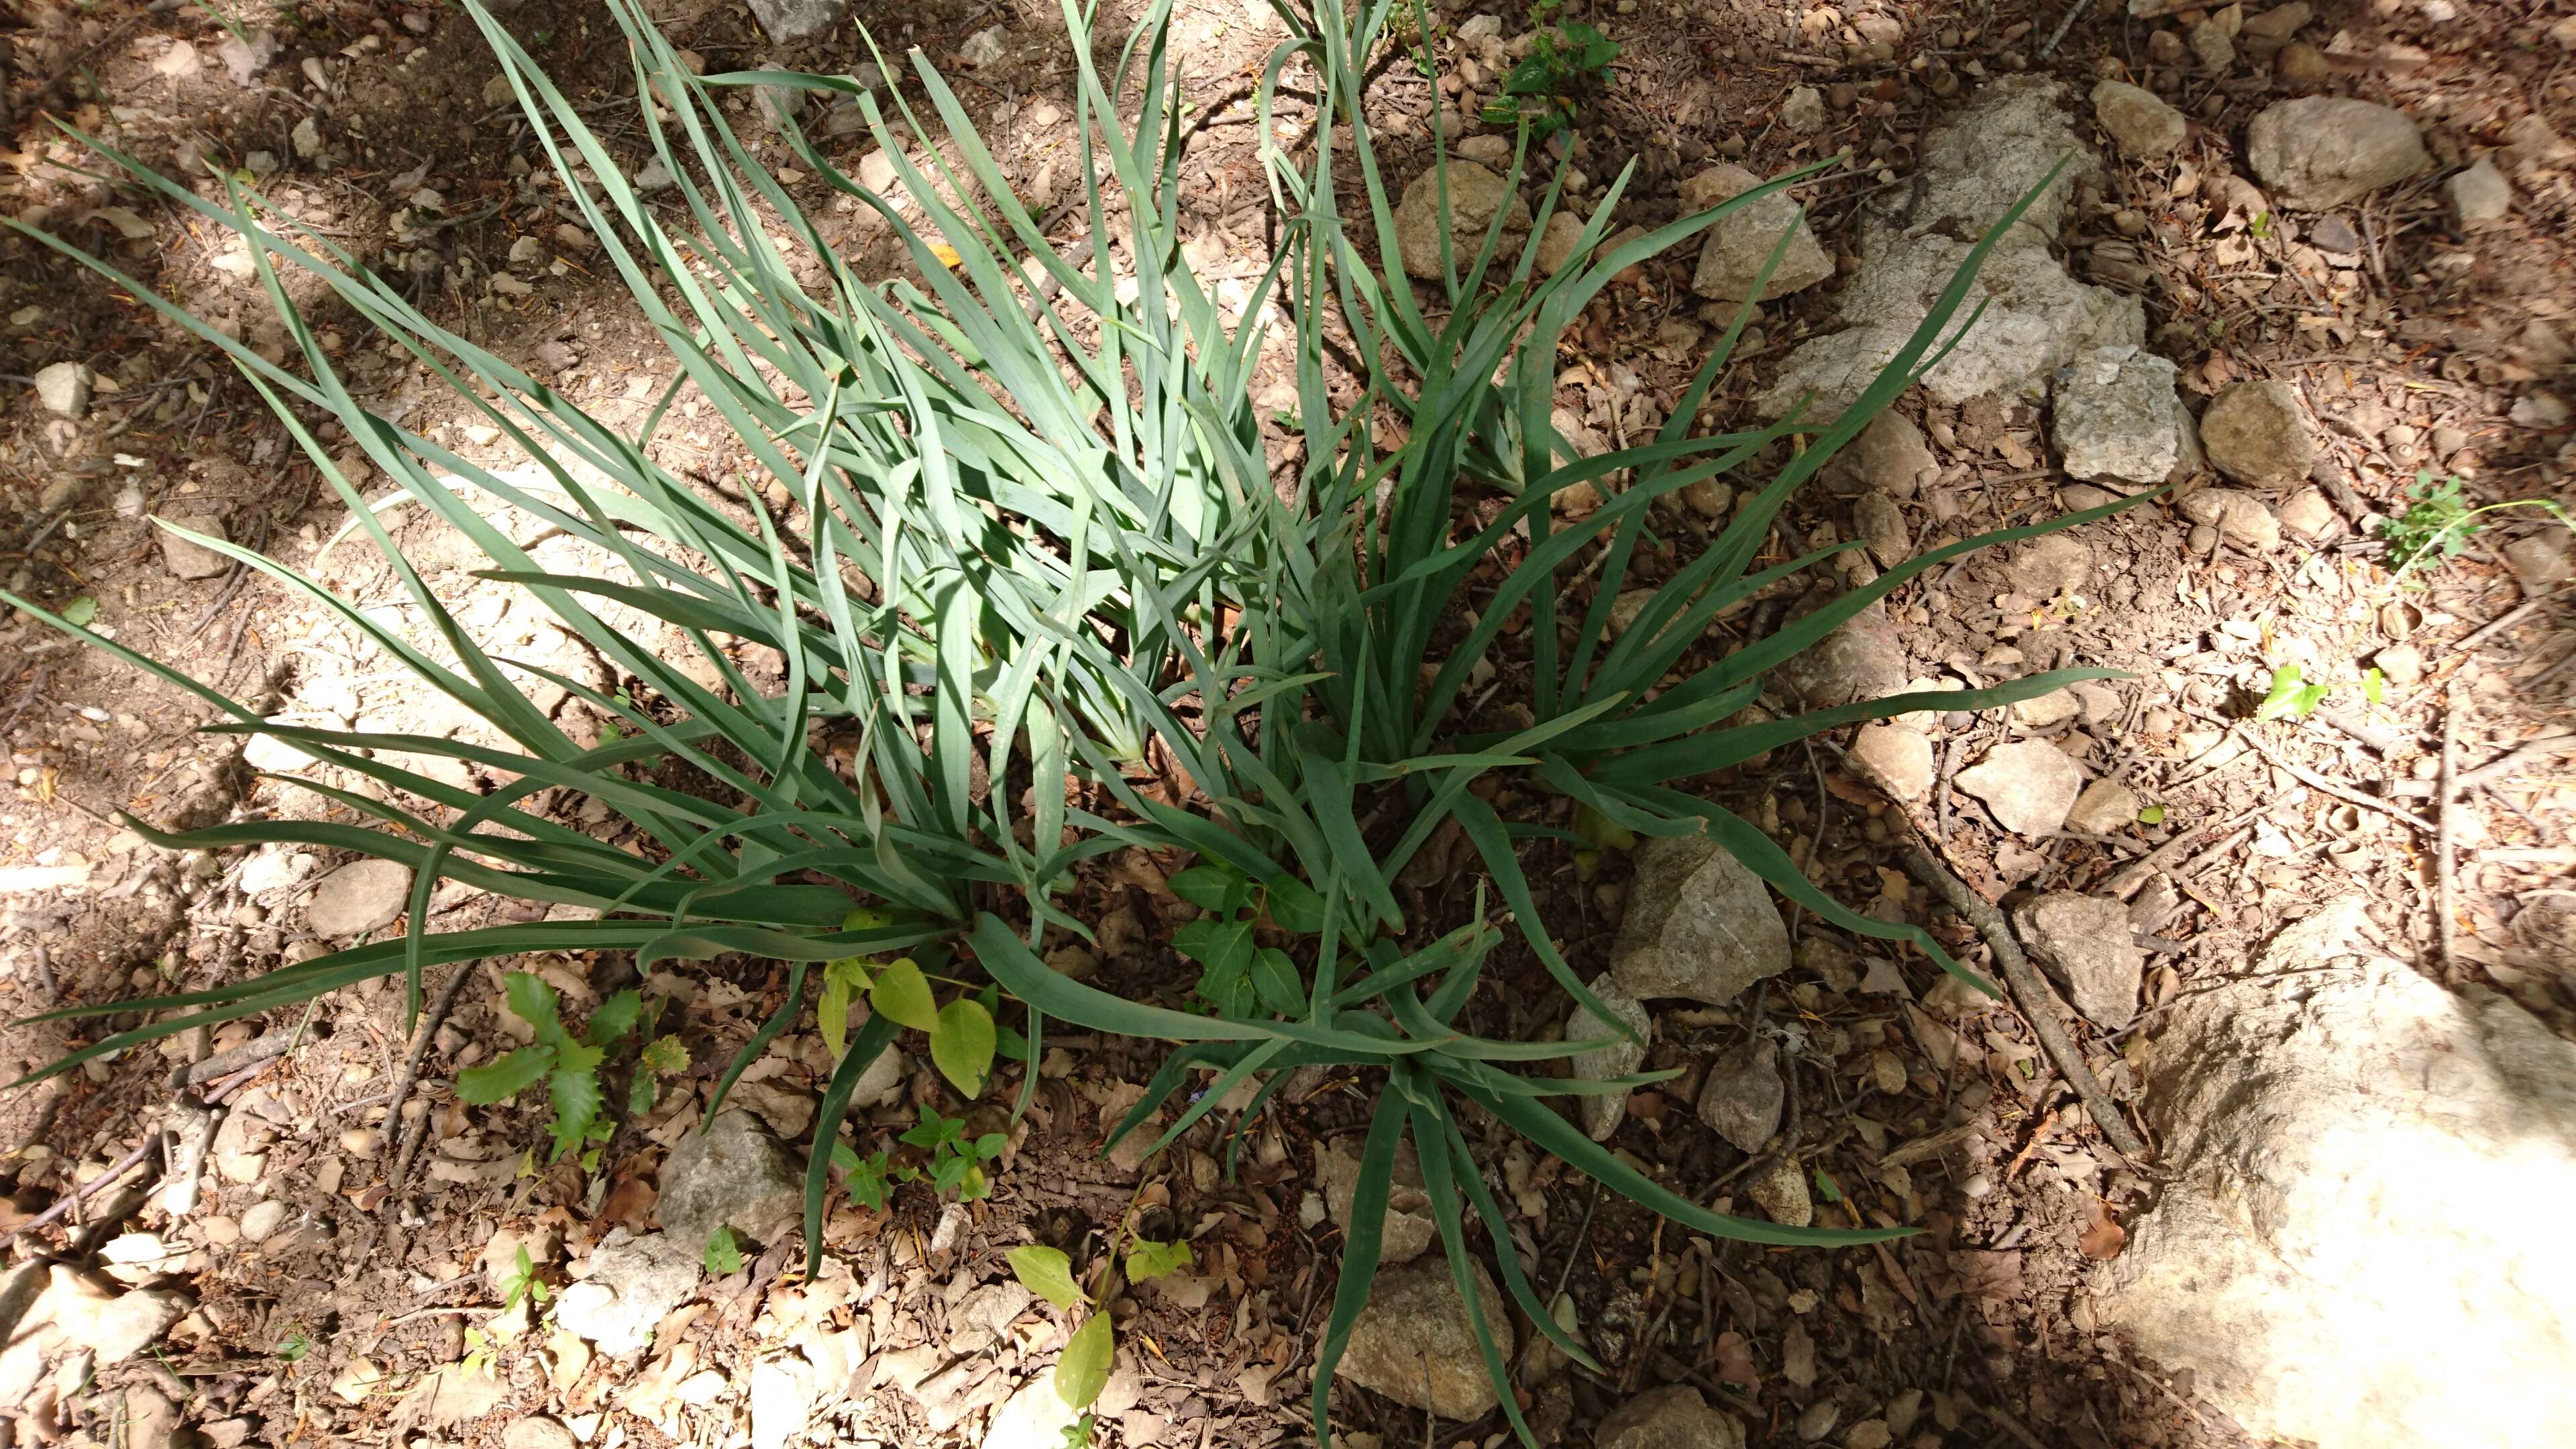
<box><xmin>2</xmin><ymin>0</ymin><xmax>2573</xmax><ymax>1446</ymax></box>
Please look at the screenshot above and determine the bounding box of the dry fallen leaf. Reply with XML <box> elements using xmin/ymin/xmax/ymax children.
<box><xmin>2079</xmin><ymin>1203</ymin><xmax>2129</xmax><ymax>1260</ymax></box>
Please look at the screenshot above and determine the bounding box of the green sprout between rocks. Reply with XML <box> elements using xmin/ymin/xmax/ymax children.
<box><xmin>0</xmin><ymin>0</ymin><xmax>2151</xmax><ymax>1440</ymax></box>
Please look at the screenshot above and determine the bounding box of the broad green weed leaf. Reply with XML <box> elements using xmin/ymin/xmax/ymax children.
<box><xmin>1169</xmin><ymin>865</ymin><xmax>1252</xmax><ymax>914</ymax></box>
<box><xmin>1006</xmin><ymin>1245</ymin><xmax>1083</xmax><ymax>1309</ymax></box>
<box><xmin>931</xmin><ymin>998</ymin><xmax>996</xmax><ymax>1097</ymax></box>
<box><xmin>869</xmin><ymin>958</ymin><xmax>938</xmax><ymax>1032</ymax></box>
<box><xmin>704</xmin><ymin>1226</ymin><xmax>743</xmax><ymax>1275</ymax></box>
<box><xmin>819</xmin><ymin>958</ymin><xmax>871</xmax><ymax>1059</ymax></box>
<box><xmin>1125</xmin><ymin>1239</ymin><xmax>1192</xmax><ymax>1283</ymax></box>
<box><xmin>60</xmin><ymin>596</ymin><xmax>98</xmax><ymax>627</ymax></box>
<box><xmin>1263</xmin><ymin>877</ymin><xmax>1327</xmax><ymax>933</ymax></box>
<box><xmin>585</xmin><ymin>988</ymin><xmax>643</xmax><ymax>1046</ymax></box>
<box><xmin>1250</xmin><ymin>949</ymin><xmax>1303</xmax><ymax>1017</ymax></box>
<box><xmin>1054</xmin><ymin>1313</ymin><xmax>1113</xmax><ymax>1409</ymax></box>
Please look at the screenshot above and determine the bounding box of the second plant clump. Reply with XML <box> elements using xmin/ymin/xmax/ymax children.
<box><xmin>4</xmin><ymin>0</ymin><xmax>2139</xmax><ymax>1438</ymax></box>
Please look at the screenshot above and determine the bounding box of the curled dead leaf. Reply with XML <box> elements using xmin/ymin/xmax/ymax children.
<box><xmin>2079</xmin><ymin>1203</ymin><xmax>2128</xmax><ymax>1260</ymax></box>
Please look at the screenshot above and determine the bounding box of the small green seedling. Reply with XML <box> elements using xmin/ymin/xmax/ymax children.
<box><xmin>460</xmin><ymin>1325</ymin><xmax>497</xmax><ymax>1377</ymax></box>
<box><xmin>1479</xmin><ymin>20</ymin><xmax>1620</xmax><ymax>138</ymax></box>
<box><xmin>831</xmin><ymin>1142</ymin><xmax>897</xmax><ymax>1211</ymax></box>
<box><xmin>2381</xmin><ymin>470</ymin><xmax>2574</xmax><ymax>584</ymax></box>
<box><xmin>1006</xmin><ymin>1244</ymin><xmax>1116</xmax><ymax>1414</ymax></box>
<box><xmin>1168</xmin><ymin>861</ymin><xmax>1325</xmax><ymax>1020</ymax></box>
<box><xmin>498</xmin><ymin>1245</ymin><xmax>550</xmax><ymax>1314</ymax></box>
<box><xmin>277</xmin><ymin>1326</ymin><xmax>313</xmax><ymax>1362</ymax></box>
<box><xmin>704</xmin><ymin>1225</ymin><xmax>744</xmax><ymax>1276</ymax></box>
<box><xmin>2256</xmin><ymin>664</ymin><xmax>2334</xmax><ymax>722</ymax></box>
<box><xmin>904</xmin><ymin>1108</ymin><xmax>1007</xmax><ymax>1201</ymax></box>
<box><xmin>458</xmin><ymin>973</ymin><xmax>686</xmax><ymax>1167</ymax></box>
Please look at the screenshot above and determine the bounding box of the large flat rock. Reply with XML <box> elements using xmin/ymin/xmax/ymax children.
<box><xmin>2096</xmin><ymin>898</ymin><xmax>2576</xmax><ymax>1448</ymax></box>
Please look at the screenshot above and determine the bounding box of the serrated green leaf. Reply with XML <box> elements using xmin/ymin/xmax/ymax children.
<box><xmin>504</xmin><ymin>971</ymin><xmax>566</xmax><ymax>1048</ymax></box>
<box><xmin>60</xmin><ymin>596</ymin><xmax>98</xmax><ymax>627</ymax></box>
<box><xmin>1124</xmin><ymin>1239</ymin><xmax>1192</xmax><ymax>1283</ymax></box>
<box><xmin>2137</xmin><ymin>804</ymin><xmax>2166</xmax><ymax>825</ymax></box>
<box><xmin>639</xmin><ymin>1034</ymin><xmax>688</xmax><ymax>1074</ymax></box>
<box><xmin>1006</xmin><ymin>1244</ymin><xmax>1084</xmax><ymax>1309</ymax></box>
<box><xmin>930</xmin><ymin>997</ymin><xmax>996</xmax><ymax>1097</ymax></box>
<box><xmin>869</xmin><ymin>957</ymin><xmax>938</xmax><ymax>1032</ymax></box>
<box><xmin>585</xmin><ymin>988</ymin><xmax>643</xmax><ymax>1046</ymax></box>
<box><xmin>704</xmin><ymin>1225</ymin><xmax>743</xmax><ymax>1275</ymax></box>
<box><xmin>1054</xmin><ymin>1313</ymin><xmax>1113</xmax><ymax>1409</ymax></box>
<box><xmin>458</xmin><ymin>1044</ymin><xmax>553</xmax><ymax>1104</ymax></box>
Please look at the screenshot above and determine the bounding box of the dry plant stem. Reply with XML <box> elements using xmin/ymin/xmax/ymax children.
<box><xmin>0</xmin><ymin>1133</ymin><xmax>160</xmax><ymax>1249</ymax></box>
<box><xmin>2389</xmin><ymin>731</ymin><xmax>2576</xmax><ymax>795</ymax></box>
<box><xmin>2103</xmin><ymin>804</ymin><xmax>2262</xmax><ymax>900</ymax></box>
<box><xmin>2220</xmin><ymin>722</ymin><xmax>2440</xmax><ymax>835</ymax></box>
<box><xmin>2450</xmin><ymin>588</ymin><xmax>2559</xmax><ymax>655</ymax></box>
<box><xmin>1898</xmin><ymin>843</ymin><xmax>2150</xmax><ymax>1162</ymax></box>
<box><xmin>2436</xmin><ymin>698</ymin><xmax>2461</xmax><ymax>977</ymax></box>
<box><xmin>380</xmin><ymin>962</ymin><xmax>477</xmax><ymax>1216</ymax></box>
<box><xmin>169</xmin><ymin>1024</ymin><xmax>299</xmax><ymax>1089</ymax></box>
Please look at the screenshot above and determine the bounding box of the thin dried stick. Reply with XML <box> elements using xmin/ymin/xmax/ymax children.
<box><xmin>2436</xmin><ymin>698</ymin><xmax>2461</xmax><ymax>977</ymax></box>
<box><xmin>2102</xmin><ymin>804</ymin><xmax>2262</xmax><ymax>901</ymax></box>
<box><xmin>2450</xmin><ymin>588</ymin><xmax>2558</xmax><ymax>655</ymax></box>
<box><xmin>380</xmin><ymin>963</ymin><xmax>477</xmax><ymax>1214</ymax></box>
<box><xmin>2226</xmin><ymin>726</ymin><xmax>2439</xmax><ymax>835</ymax></box>
<box><xmin>0</xmin><ymin>1133</ymin><xmax>159</xmax><ymax>1249</ymax></box>
<box><xmin>1898</xmin><ymin>842</ymin><xmax>2150</xmax><ymax>1162</ymax></box>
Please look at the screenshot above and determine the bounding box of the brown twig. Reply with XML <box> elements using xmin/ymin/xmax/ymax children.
<box><xmin>1898</xmin><ymin>842</ymin><xmax>2150</xmax><ymax>1162</ymax></box>
<box><xmin>0</xmin><ymin>1133</ymin><xmax>160</xmax><ymax>1249</ymax></box>
<box><xmin>2102</xmin><ymin>804</ymin><xmax>2262</xmax><ymax>901</ymax></box>
<box><xmin>2449</xmin><ymin>589</ymin><xmax>2559</xmax><ymax>656</ymax></box>
<box><xmin>2226</xmin><ymin>725</ymin><xmax>2439</xmax><ymax>835</ymax></box>
<box><xmin>2436</xmin><ymin>698</ymin><xmax>2461</xmax><ymax>977</ymax></box>
<box><xmin>380</xmin><ymin>962</ymin><xmax>477</xmax><ymax>1216</ymax></box>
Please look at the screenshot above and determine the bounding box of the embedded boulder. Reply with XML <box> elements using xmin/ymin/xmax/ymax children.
<box><xmin>1570</xmin><ymin>973</ymin><xmax>1653</xmax><ymax>1140</ymax></box>
<box><xmin>1682</xmin><ymin>165</ymin><xmax>1835</xmax><ymax>302</ymax></box>
<box><xmin>657</xmin><ymin>1109</ymin><xmax>804</xmax><ymax>1252</ymax></box>
<box><xmin>2244</xmin><ymin>98</ymin><xmax>2431</xmax><ymax>211</ymax></box>
<box><xmin>2053</xmin><ymin>345</ymin><xmax>2185</xmax><ymax>484</ymax></box>
<box><xmin>1760</xmin><ymin>78</ymin><xmax>2142</xmax><ymax>420</ymax></box>
<box><xmin>1393</xmin><ymin>162</ymin><xmax>1532</xmax><ymax>279</ymax></box>
<box><xmin>2096</xmin><ymin>898</ymin><xmax>2576</xmax><ymax>1449</ymax></box>
<box><xmin>1336</xmin><ymin>1256</ymin><xmax>1514</xmax><ymax>1418</ymax></box>
<box><xmin>1611</xmin><ymin>830</ymin><xmax>1791</xmax><ymax>1006</ymax></box>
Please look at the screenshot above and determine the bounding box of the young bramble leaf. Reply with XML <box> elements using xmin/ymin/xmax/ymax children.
<box><xmin>504</xmin><ymin>972</ymin><xmax>567</xmax><ymax>1048</ymax></box>
<box><xmin>1006</xmin><ymin>1244</ymin><xmax>1084</xmax><ymax>1310</ymax></box>
<box><xmin>1124</xmin><ymin>1239</ymin><xmax>1193</xmax><ymax>1283</ymax></box>
<box><xmin>585</xmin><ymin>988</ymin><xmax>643</xmax><ymax>1047</ymax></box>
<box><xmin>60</xmin><ymin>596</ymin><xmax>98</xmax><ymax>627</ymax></box>
<box><xmin>869</xmin><ymin>958</ymin><xmax>939</xmax><ymax>1033</ymax></box>
<box><xmin>1054</xmin><ymin>1313</ymin><xmax>1114</xmax><ymax>1410</ymax></box>
<box><xmin>458</xmin><ymin>1044</ymin><xmax>553</xmax><ymax>1105</ymax></box>
<box><xmin>639</xmin><ymin>1034</ymin><xmax>688</xmax><ymax>1075</ymax></box>
<box><xmin>930</xmin><ymin>998</ymin><xmax>996</xmax><ymax>1097</ymax></box>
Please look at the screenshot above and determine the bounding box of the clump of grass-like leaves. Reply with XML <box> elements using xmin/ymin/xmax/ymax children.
<box><xmin>5</xmin><ymin>0</ymin><xmax>2138</xmax><ymax>1439</ymax></box>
